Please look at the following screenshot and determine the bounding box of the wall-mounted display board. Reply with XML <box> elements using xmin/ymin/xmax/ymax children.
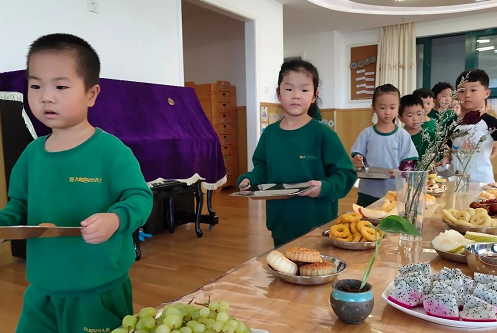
<box><xmin>350</xmin><ymin>44</ymin><xmax>378</xmax><ymax>101</ymax></box>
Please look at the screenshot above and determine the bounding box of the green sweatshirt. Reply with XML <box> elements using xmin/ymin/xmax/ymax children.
<box><xmin>0</xmin><ymin>128</ymin><xmax>153</xmax><ymax>295</ymax></box>
<box><xmin>428</xmin><ymin>108</ymin><xmax>455</xmax><ymax>127</ymax></box>
<box><xmin>411</xmin><ymin>118</ymin><xmax>437</xmax><ymax>159</ymax></box>
<box><xmin>238</xmin><ymin>120</ymin><xmax>356</xmax><ymax>243</ymax></box>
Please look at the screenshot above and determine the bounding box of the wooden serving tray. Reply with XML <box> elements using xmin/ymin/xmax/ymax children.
<box><xmin>0</xmin><ymin>226</ymin><xmax>83</xmax><ymax>240</ymax></box>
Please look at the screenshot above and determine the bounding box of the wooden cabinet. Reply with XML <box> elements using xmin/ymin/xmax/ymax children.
<box><xmin>185</xmin><ymin>81</ymin><xmax>238</xmax><ymax>189</ymax></box>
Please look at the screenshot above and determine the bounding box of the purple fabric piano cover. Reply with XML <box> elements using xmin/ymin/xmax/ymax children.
<box><xmin>0</xmin><ymin>70</ymin><xmax>227</xmax><ymax>188</ymax></box>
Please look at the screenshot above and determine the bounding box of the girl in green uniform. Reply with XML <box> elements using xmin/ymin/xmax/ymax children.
<box><xmin>238</xmin><ymin>60</ymin><xmax>356</xmax><ymax>247</ymax></box>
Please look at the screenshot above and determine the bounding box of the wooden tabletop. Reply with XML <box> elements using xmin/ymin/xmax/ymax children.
<box><xmin>160</xmin><ymin>183</ymin><xmax>494</xmax><ymax>333</ymax></box>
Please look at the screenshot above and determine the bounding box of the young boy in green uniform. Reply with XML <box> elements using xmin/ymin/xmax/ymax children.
<box><xmin>238</xmin><ymin>60</ymin><xmax>356</xmax><ymax>247</ymax></box>
<box><xmin>430</xmin><ymin>82</ymin><xmax>457</xmax><ymax>125</ymax></box>
<box><xmin>413</xmin><ymin>88</ymin><xmax>436</xmax><ymax>133</ymax></box>
<box><xmin>0</xmin><ymin>34</ymin><xmax>153</xmax><ymax>333</ymax></box>
<box><xmin>398</xmin><ymin>94</ymin><xmax>435</xmax><ymax>160</ymax></box>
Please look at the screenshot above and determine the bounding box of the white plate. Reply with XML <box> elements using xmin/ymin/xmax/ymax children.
<box><xmin>252</xmin><ymin>330</ymin><xmax>269</xmax><ymax>333</ymax></box>
<box><xmin>480</xmin><ymin>183</ymin><xmax>497</xmax><ymax>191</ymax></box>
<box><xmin>382</xmin><ymin>281</ymin><xmax>497</xmax><ymax>328</ymax></box>
<box><xmin>478</xmin><ymin>197</ymin><xmax>497</xmax><ymax>201</ymax></box>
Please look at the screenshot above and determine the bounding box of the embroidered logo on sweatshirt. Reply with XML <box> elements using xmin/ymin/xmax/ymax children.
<box><xmin>299</xmin><ymin>155</ymin><xmax>318</xmax><ymax>160</ymax></box>
<box><xmin>83</xmin><ymin>327</ymin><xmax>110</xmax><ymax>332</ymax></box>
<box><xmin>69</xmin><ymin>177</ymin><xmax>103</xmax><ymax>184</ymax></box>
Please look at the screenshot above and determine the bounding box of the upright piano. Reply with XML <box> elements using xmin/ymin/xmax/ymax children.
<box><xmin>0</xmin><ymin>70</ymin><xmax>227</xmax><ymax>258</ymax></box>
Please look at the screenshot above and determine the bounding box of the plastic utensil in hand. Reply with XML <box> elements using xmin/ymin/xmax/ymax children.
<box><xmin>362</xmin><ymin>160</ymin><xmax>370</xmax><ymax>173</ymax></box>
<box><xmin>239</xmin><ymin>180</ymin><xmax>251</xmax><ymax>190</ymax></box>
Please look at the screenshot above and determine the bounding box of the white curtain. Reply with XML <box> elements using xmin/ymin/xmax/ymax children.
<box><xmin>376</xmin><ymin>22</ymin><xmax>416</xmax><ymax>94</ymax></box>
<box><xmin>373</xmin><ymin>22</ymin><xmax>416</xmax><ymax>125</ymax></box>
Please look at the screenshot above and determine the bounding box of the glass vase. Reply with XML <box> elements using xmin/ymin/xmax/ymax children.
<box><xmin>395</xmin><ymin>170</ymin><xmax>429</xmax><ymax>243</ymax></box>
<box><xmin>452</xmin><ymin>151</ymin><xmax>474</xmax><ymax>194</ymax></box>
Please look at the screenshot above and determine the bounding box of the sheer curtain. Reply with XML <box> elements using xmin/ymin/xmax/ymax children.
<box><xmin>373</xmin><ymin>22</ymin><xmax>417</xmax><ymax>125</ymax></box>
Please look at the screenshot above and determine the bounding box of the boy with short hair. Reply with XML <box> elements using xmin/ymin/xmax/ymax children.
<box><xmin>442</xmin><ymin>69</ymin><xmax>497</xmax><ymax>183</ymax></box>
<box><xmin>413</xmin><ymin>88</ymin><xmax>436</xmax><ymax>133</ymax></box>
<box><xmin>398</xmin><ymin>94</ymin><xmax>435</xmax><ymax>160</ymax></box>
<box><xmin>0</xmin><ymin>33</ymin><xmax>153</xmax><ymax>333</ymax></box>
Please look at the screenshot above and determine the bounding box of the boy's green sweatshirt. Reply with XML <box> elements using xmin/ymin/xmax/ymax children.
<box><xmin>238</xmin><ymin>120</ymin><xmax>356</xmax><ymax>243</ymax></box>
<box><xmin>412</xmin><ymin>119</ymin><xmax>437</xmax><ymax>158</ymax></box>
<box><xmin>428</xmin><ymin>108</ymin><xmax>455</xmax><ymax>127</ymax></box>
<box><xmin>0</xmin><ymin>128</ymin><xmax>153</xmax><ymax>295</ymax></box>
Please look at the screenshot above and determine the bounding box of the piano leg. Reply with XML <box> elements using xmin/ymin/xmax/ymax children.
<box><xmin>207</xmin><ymin>190</ymin><xmax>217</xmax><ymax>230</ymax></box>
<box><xmin>194</xmin><ymin>182</ymin><xmax>204</xmax><ymax>238</ymax></box>
<box><xmin>133</xmin><ymin>229</ymin><xmax>141</xmax><ymax>261</ymax></box>
<box><xmin>167</xmin><ymin>197</ymin><xmax>176</xmax><ymax>234</ymax></box>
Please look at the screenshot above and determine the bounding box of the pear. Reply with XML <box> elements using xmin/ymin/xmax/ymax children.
<box><xmin>432</xmin><ymin>230</ymin><xmax>474</xmax><ymax>253</ymax></box>
<box><xmin>464</xmin><ymin>231</ymin><xmax>497</xmax><ymax>243</ymax></box>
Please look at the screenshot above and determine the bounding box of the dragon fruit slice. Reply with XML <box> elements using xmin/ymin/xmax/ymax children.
<box><xmin>473</xmin><ymin>284</ymin><xmax>497</xmax><ymax>307</ymax></box>
<box><xmin>398</xmin><ymin>263</ymin><xmax>431</xmax><ymax>276</ymax></box>
<box><xmin>431</xmin><ymin>281</ymin><xmax>463</xmax><ymax>308</ymax></box>
<box><xmin>462</xmin><ymin>277</ymin><xmax>476</xmax><ymax>294</ymax></box>
<box><xmin>464</xmin><ymin>295</ymin><xmax>497</xmax><ymax>314</ymax></box>
<box><xmin>394</xmin><ymin>272</ymin><xmax>428</xmax><ymax>284</ymax></box>
<box><xmin>460</xmin><ymin>305</ymin><xmax>497</xmax><ymax>322</ymax></box>
<box><xmin>432</xmin><ymin>272</ymin><xmax>440</xmax><ymax>281</ymax></box>
<box><xmin>438</xmin><ymin>267</ymin><xmax>465</xmax><ymax>280</ymax></box>
<box><xmin>394</xmin><ymin>275</ymin><xmax>432</xmax><ymax>295</ymax></box>
<box><xmin>442</xmin><ymin>278</ymin><xmax>463</xmax><ymax>290</ymax></box>
<box><xmin>474</xmin><ymin>273</ymin><xmax>497</xmax><ymax>284</ymax></box>
<box><xmin>438</xmin><ymin>274</ymin><xmax>473</xmax><ymax>293</ymax></box>
<box><xmin>485</xmin><ymin>282</ymin><xmax>497</xmax><ymax>292</ymax></box>
<box><xmin>388</xmin><ymin>280</ymin><xmax>422</xmax><ymax>309</ymax></box>
<box><xmin>423</xmin><ymin>294</ymin><xmax>460</xmax><ymax>320</ymax></box>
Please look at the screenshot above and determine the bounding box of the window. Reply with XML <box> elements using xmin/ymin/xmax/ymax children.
<box><xmin>417</xmin><ymin>28</ymin><xmax>497</xmax><ymax>98</ymax></box>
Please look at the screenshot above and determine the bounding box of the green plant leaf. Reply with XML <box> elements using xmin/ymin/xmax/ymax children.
<box><xmin>360</xmin><ymin>230</ymin><xmax>382</xmax><ymax>290</ymax></box>
<box><xmin>377</xmin><ymin>215</ymin><xmax>421</xmax><ymax>236</ymax></box>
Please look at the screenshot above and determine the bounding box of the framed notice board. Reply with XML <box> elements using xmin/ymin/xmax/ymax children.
<box><xmin>350</xmin><ymin>44</ymin><xmax>378</xmax><ymax>101</ymax></box>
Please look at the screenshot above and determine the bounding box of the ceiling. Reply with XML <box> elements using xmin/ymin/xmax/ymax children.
<box><xmin>273</xmin><ymin>0</ymin><xmax>497</xmax><ymax>36</ymax></box>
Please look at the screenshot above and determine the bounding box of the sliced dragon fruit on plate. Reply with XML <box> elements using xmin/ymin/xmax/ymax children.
<box><xmin>388</xmin><ymin>280</ymin><xmax>422</xmax><ymax>309</ymax></box>
<box><xmin>423</xmin><ymin>294</ymin><xmax>460</xmax><ymax>320</ymax></box>
<box><xmin>438</xmin><ymin>267</ymin><xmax>465</xmax><ymax>281</ymax></box>
<box><xmin>398</xmin><ymin>263</ymin><xmax>431</xmax><ymax>276</ymax></box>
<box><xmin>394</xmin><ymin>274</ymin><xmax>432</xmax><ymax>294</ymax></box>
<box><xmin>473</xmin><ymin>284</ymin><xmax>497</xmax><ymax>307</ymax></box>
<box><xmin>474</xmin><ymin>273</ymin><xmax>497</xmax><ymax>284</ymax></box>
<box><xmin>431</xmin><ymin>281</ymin><xmax>464</xmax><ymax>308</ymax></box>
<box><xmin>460</xmin><ymin>305</ymin><xmax>497</xmax><ymax>322</ymax></box>
<box><xmin>485</xmin><ymin>282</ymin><xmax>497</xmax><ymax>292</ymax></box>
<box><xmin>463</xmin><ymin>295</ymin><xmax>497</xmax><ymax>315</ymax></box>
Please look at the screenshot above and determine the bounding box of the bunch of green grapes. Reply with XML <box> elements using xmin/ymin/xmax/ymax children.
<box><xmin>111</xmin><ymin>299</ymin><xmax>252</xmax><ymax>333</ymax></box>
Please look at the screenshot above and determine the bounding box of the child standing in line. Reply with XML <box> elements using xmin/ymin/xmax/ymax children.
<box><xmin>413</xmin><ymin>88</ymin><xmax>436</xmax><ymax>133</ymax></box>
<box><xmin>0</xmin><ymin>34</ymin><xmax>153</xmax><ymax>333</ymax></box>
<box><xmin>398</xmin><ymin>94</ymin><xmax>435</xmax><ymax>160</ymax></box>
<box><xmin>238</xmin><ymin>60</ymin><xmax>356</xmax><ymax>247</ymax></box>
<box><xmin>430</xmin><ymin>82</ymin><xmax>458</xmax><ymax>125</ymax></box>
<box><xmin>351</xmin><ymin>84</ymin><xmax>418</xmax><ymax>207</ymax></box>
<box><xmin>441</xmin><ymin>69</ymin><xmax>497</xmax><ymax>183</ymax></box>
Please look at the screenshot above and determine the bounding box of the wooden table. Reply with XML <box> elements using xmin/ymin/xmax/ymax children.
<box><xmin>158</xmin><ymin>182</ymin><xmax>494</xmax><ymax>333</ymax></box>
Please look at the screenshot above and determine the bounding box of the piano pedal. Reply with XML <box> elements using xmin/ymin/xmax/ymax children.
<box><xmin>138</xmin><ymin>230</ymin><xmax>153</xmax><ymax>242</ymax></box>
